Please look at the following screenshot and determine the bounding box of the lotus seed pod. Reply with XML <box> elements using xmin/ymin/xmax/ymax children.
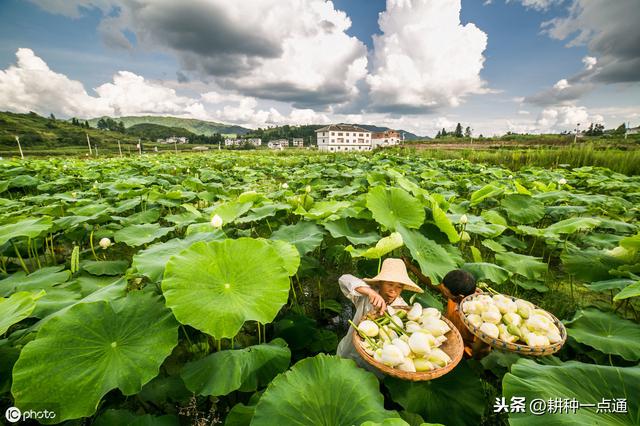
<box><xmin>98</xmin><ymin>237</ymin><xmax>111</xmax><ymax>249</ymax></box>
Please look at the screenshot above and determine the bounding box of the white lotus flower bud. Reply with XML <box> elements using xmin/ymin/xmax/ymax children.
<box><xmin>421</xmin><ymin>318</ymin><xmax>447</xmax><ymax>336</ymax></box>
<box><xmin>211</xmin><ymin>214</ymin><xmax>223</xmax><ymax>228</ymax></box>
<box><xmin>390</xmin><ymin>315</ymin><xmax>403</xmax><ymax>329</ymax></box>
<box><xmin>413</xmin><ymin>358</ymin><xmax>434</xmax><ymax>372</ymax></box>
<box><xmin>383</xmin><ymin>325</ymin><xmax>398</xmax><ymax>341</ymax></box>
<box><xmin>494</xmin><ymin>297</ymin><xmax>517</xmax><ymax>314</ymax></box>
<box><xmin>526</xmin><ymin>314</ymin><xmax>553</xmax><ymax>332</ymax></box>
<box><xmin>460</xmin><ymin>231</ymin><xmax>471</xmax><ymax>242</ymax></box>
<box><xmin>392</xmin><ymin>338</ymin><xmax>411</xmax><ymax>357</ymax></box>
<box><xmin>476</xmin><ymin>295</ymin><xmax>493</xmax><ymax>304</ymax></box>
<box><xmin>281</xmin><ymin>182</ymin><xmax>289</xmax><ymax>189</ymax></box>
<box><xmin>378</xmin><ymin>327</ymin><xmax>391</xmax><ymax>343</ymax></box>
<box><xmin>547</xmin><ymin>330</ymin><xmax>562</xmax><ymax>344</ymax></box>
<box><xmin>358</xmin><ymin>320</ymin><xmax>379</xmax><ymax>337</ymax></box>
<box><xmin>480</xmin><ymin>322</ymin><xmax>500</xmax><ymax>339</ymax></box>
<box><xmin>467</xmin><ymin>314</ymin><xmax>483</xmax><ymax>328</ymax></box>
<box><xmin>606</xmin><ymin>246</ymin><xmax>628</xmax><ymax>257</ymax></box>
<box><xmin>462</xmin><ymin>300</ymin><xmax>481</xmax><ymax>315</ymax></box>
<box><xmin>524</xmin><ymin>332</ymin><xmax>550</xmax><ymax>347</ymax></box>
<box><xmin>533</xmin><ymin>309</ymin><xmax>555</xmax><ymax>322</ymax></box>
<box><xmin>459</xmin><ymin>214</ymin><xmax>468</xmax><ymax>224</ymax></box>
<box><xmin>508</xmin><ymin>175</ymin><xmax>513</xmax><ymax>179</ymax></box>
<box><xmin>407</xmin><ymin>303</ymin><xmax>423</xmax><ymax>321</ymax></box>
<box><xmin>98</xmin><ymin>237</ymin><xmax>111</xmax><ymax>249</ymax></box>
<box><xmin>481</xmin><ymin>306</ymin><xmax>502</xmax><ymax>324</ymax></box>
<box><xmin>386</xmin><ymin>306</ymin><xmax>397</xmax><ymax>316</ymax></box>
<box><xmin>421</xmin><ymin>307</ymin><xmax>441</xmax><ymax>320</ymax></box>
<box><xmin>515</xmin><ymin>299</ymin><xmax>534</xmax><ymax>319</ymax></box>
<box><xmin>397</xmin><ymin>358</ymin><xmax>416</xmax><ymax>372</ymax></box>
<box><xmin>434</xmin><ymin>335</ymin><xmax>448</xmax><ymax>346</ymax></box>
<box><xmin>498</xmin><ymin>324</ymin><xmax>518</xmax><ymax>343</ymax></box>
<box><xmin>381</xmin><ymin>343</ymin><xmax>405</xmax><ymax>366</ymax></box>
<box><xmin>71</xmin><ymin>192</ymin><xmax>77</xmax><ymax>198</ymax></box>
<box><xmin>427</xmin><ymin>348</ymin><xmax>451</xmax><ymax>368</ymax></box>
<box><xmin>502</xmin><ymin>312</ymin><xmax>523</xmax><ymax>327</ymax></box>
<box><xmin>405</xmin><ymin>321</ymin><xmax>422</xmax><ymax>334</ymax></box>
<box><xmin>373</xmin><ymin>349</ymin><xmax>383</xmax><ymax>363</ymax></box>
<box><xmin>558</xmin><ymin>178</ymin><xmax>567</xmax><ymax>185</ymax></box>
<box><xmin>507</xmin><ymin>324</ymin><xmax>523</xmax><ymax>338</ymax></box>
<box><xmin>305</xmin><ymin>185</ymin><xmax>311</xmax><ymax>193</ymax></box>
<box><xmin>408</xmin><ymin>332</ymin><xmax>432</xmax><ymax>355</ymax></box>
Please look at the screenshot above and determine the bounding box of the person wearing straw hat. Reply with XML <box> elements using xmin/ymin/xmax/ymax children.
<box><xmin>336</xmin><ymin>258</ymin><xmax>423</xmax><ymax>371</ymax></box>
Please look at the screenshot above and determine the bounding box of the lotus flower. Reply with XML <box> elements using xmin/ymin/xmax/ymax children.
<box><xmin>210</xmin><ymin>214</ymin><xmax>223</xmax><ymax>228</ymax></box>
<box><xmin>467</xmin><ymin>314</ymin><xmax>482</xmax><ymax>328</ymax></box>
<box><xmin>407</xmin><ymin>303</ymin><xmax>422</xmax><ymax>321</ymax></box>
<box><xmin>408</xmin><ymin>332</ymin><xmax>432</xmax><ymax>355</ymax></box>
<box><xmin>98</xmin><ymin>238</ymin><xmax>111</xmax><ymax>249</ymax></box>
<box><xmin>493</xmin><ymin>295</ymin><xmax>517</xmax><ymax>314</ymax></box>
<box><xmin>381</xmin><ymin>343</ymin><xmax>405</xmax><ymax>366</ymax></box>
<box><xmin>305</xmin><ymin>185</ymin><xmax>311</xmax><ymax>193</ymax></box>
<box><xmin>392</xmin><ymin>338</ymin><xmax>411</xmax><ymax>357</ymax></box>
<box><xmin>427</xmin><ymin>348</ymin><xmax>451</xmax><ymax>367</ymax></box>
<box><xmin>358</xmin><ymin>320</ymin><xmax>379</xmax><ymax>337</ymax></box>
<box><xmin>397</xmin><ymin>358</ymin><xmax>416</xmax><ymax>373</ymax></box>
<box><xmin>481</xmin><ymin>307</ymin><xmax>502</xmax><ymax>324</ymax></box>
<box><xmin>281</xmin><ymin>182</ymin><xmax>289</xmax><ymax>189</ymax></box>
<box><xmin>502</xmin><ymin>312</ymin><xmax>523</xmax><ymax>327</ymax></box>
<box><xmin>459</xmin><ymin>214</ymin><xmax>468</xmax><ymax>224</ymax></box>
<box><xmin>498</xmin><ymin>324</ymin><xmax>518</xmax><ymax>343</ymax></box>
<box><xmin>558</xmin><ymin>178</ymin><xmax>567</xmax><ymax>185</ymax></box>
<box><xmin>526</xmin><ymin>314</ymin><xmax>553</xmax><ymax>332</ymax></box>
<box><xmin>524</xmin><ymin>332</ymin><xmax>550</xmax><ymax>347</ymax></box>
<box><xmin>460</xmin><ymin>231</ymin><xmax>471</xmax><ymax>242</ymax></box>
<box><xmin>413</xmin><ymin>358</ymin><xmax>434</xmax><ymax>372</ymax></box>
<box><xmin>515</xmin><ymin>299</ymin><xmax>534</xmax><ymax>319</ymax></box>
<box><xmin>479</xmin><ymin>322</ymin><xmax>500</xmax><ymax>339</ymax></box>
<box><xmin>405</xmin><ymin>321</ymin><xmax>422</xmax><ymax>334</ymax></box>
<box><xmin>390</xmin><ymin>315</ymin><xmax>403</xmax><ymax>329</ymax></box>
<box><xmin>421</xmin><ymin>307</ymin><xmax>441</xmax><ymax>320</ymax></box>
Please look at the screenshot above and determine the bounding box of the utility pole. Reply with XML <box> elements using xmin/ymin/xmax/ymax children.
<box><xmin>15</xmin><ymin>136</ymin><xmax>24</xmax><ymax>159</ymax></box>
<box><xmin>137</xmin><ymin>139</ymin><xmax>142</xmax><ymax>156</ymax></box>
<box><xmin>86</xmin><ymin>133</ymin><xmax>93</xmax><ymax>155</ymax></box>
<box><xmin>174</xmin><ymin>139</ymin><xmax>178</xmax><ymax>154</ymax></box>
<box><xmin>117</xmin><ymin>140</ymin><xmax>122</xmax><ymax>157</ymax></box>
<box><xmin>625</xmin><ymin>121</ymin><xmax>629</xmax><ymax>140</ymax></box>
<box><xmin>574</xmin><ymin>123</ymin><xmax>580</xmax><ymax>144</ymax></box>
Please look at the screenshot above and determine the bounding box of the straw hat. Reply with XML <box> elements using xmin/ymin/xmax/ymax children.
<box><xmin>364</xmin><ymin>258</ymin><xmax>423</xmax><ymax>293</ymax></box>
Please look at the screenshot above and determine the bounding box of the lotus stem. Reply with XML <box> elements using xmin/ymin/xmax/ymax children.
<box><xmin>257</xmin><ymin>321</ymin><xmax>261</xmax><ymax>344</ymax></box>
<box><xmin>89</xmin><ymin>229</ymin><xmax>98</xmax><ymax>261</ymax></box>
<box><xmin>180</xmin><ymin>325</ymin><xmax>193</xmax><ymax>347</ymax></box>
<box><xmin>12</xmin><ymin>241</ymin><xmax>29</xmax><ymax>274</ymax></box>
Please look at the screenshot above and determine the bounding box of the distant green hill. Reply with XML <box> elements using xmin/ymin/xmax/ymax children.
<box><xmin>126</xmin><ymin>123</ymin><xmax>195</xmax><ymax>141</ymax></box>
<box><xmin>86</xmin><ymin>115</ymin><xmax>251</xmax><ymax>136</ymax></box>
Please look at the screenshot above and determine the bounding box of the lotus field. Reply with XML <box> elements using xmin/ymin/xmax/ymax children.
<box><xmin>1</xmin><ymin>151</ymin><xmax>639</xmax><ymax>425</ymax></box>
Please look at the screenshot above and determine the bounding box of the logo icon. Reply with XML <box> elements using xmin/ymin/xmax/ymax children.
<box><xmin>5</xmin><ymin>406</ymin><xmax>21</xmax><ymax>423</ymax></box>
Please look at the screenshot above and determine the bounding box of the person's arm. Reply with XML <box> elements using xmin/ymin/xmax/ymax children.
<box><xmin>338</xmin><ymin>274</ymin><xmax>387</xmax><ymax>313</ymax></box>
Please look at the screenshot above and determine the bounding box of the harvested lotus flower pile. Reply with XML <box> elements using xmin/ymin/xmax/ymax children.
<box><xmin>461</xmin><ymin>294</ymin><xmax>562</xmax><ymax>347</ymax></box>
<box><xmin>351</xmin><ymin>303</ymin><xmax>453</xmax><ymax>372</ymax></box>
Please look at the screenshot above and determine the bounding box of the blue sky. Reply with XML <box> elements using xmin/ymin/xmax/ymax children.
<box><xmin>0</xmin><ymin>0</ymin><xmax>638</xmax><ymax>136</ymax></box>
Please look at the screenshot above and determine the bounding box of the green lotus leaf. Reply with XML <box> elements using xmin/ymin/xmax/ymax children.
<box><xmin>360</xmin><ymin>419</ymin><xmax>412</xmax><ymax>426</ymax></box>
<box><xmin>346</xmin><ymin>232</ymin><xmax>403</xmax><ymax>259</ymax></box>
<box><xmin>94</xmin><ymin>409</ymin><xmax>178</xmax><ymax>426</ymax></box>
<box><xmin>251</xmin><ymin>354</ymin><xmax>398</xmax><ymax>426</ymax></box>
<box><xmin>31</xmin><ymin>287</ymin><xmax>82</xmax><ymax>318</ymax></box>
<box><xmin>132</xmin><ymin>232</ymin><xmax>224</xmax><ymax>282</ymax></box>
<box><xmin>462</xmin><ymin>262</ymin><xmax>510</xmax><ymax>284</ymax></box>
<box><xmin>620</xmin><ymin>233</ymin><xmax>640</xmax><ymax>253</ymax></box>
<box><xmin>511</xmin><ymin>276</ymin><xmax>548</xmax><ymax>292</ymax></box>
<box><xmin>235</xmin><ymin>203</ymin><xmax>290</xmax><ymax>224</ymax></box>
<box><xmin>431</xmin><ymin>202</ymin><xmax>460</xmax><ymax>243</ymax></box>
<box><xmin>81</xmin><ymin>260</ymin><xmax>129</xmax><ymax>276</ymax></box>
<box><xmin>544</xmin><ymin>217</ymin><xmax>601</xmax><ymax>236</ymax></box>
<box><xmin>495</xmin><ymin>252</ymin><xmax>547</xmax><ymax>280</ymax></box>
<box><xmin>270</xmin><ymin>221</ymin><xmax>325</xmax><ymax>255</ymax></box>
<box><xmin>469</xmin><ymin>184</ymin><xmax>504</xmax><ymax>205</ymax></box>
<box><xmin>162</xmin><ymin>238</ymin><xmax>290</xmax><ymax>339</ymax></box>
<box><xmin>0</xmin><ymin>265</ymin><xmax>70</xmax><ymax>297</ymax></box>
<box><xmin>181</xmin><ymin>339</ymin><xmax>291</xmax><ymax>396</ymax></box>
<box><xmin>481</xmin><ymin>239</ymin><xmax>507</xmax><ymax>253</ymax></box>
<box><xmin>0</xmin><ymin>216</ymin><xmax>53</xmax><ymax>246</ymax></box>
<box><xmin>209</xmin><ymin>200</ymin><xmax>253</xmax><ymax>223</ymax></box>
<box><xmin>584</xmin><ymin>278</ymin><xmax>636</xmax><ymax>292</ymax></box>
<box><xmin>119</xmin><ymin>208</ymin><xmax>161</xmax><ymax>225</ymax></box>
<box><xmin>299</xmin><ymin>200</ymin><xmax>351</xmax><ymax>220</ymax></box>
<box><xmin>114</xmin><ymin>223</ymin><xmax>174</xmax><ymax>247</ymax></box>
<box><xmin>323</xmin><ymin>218</ymin><xmax>381</xmax><ymax>246</ymax></box>
<box><xmin>497</xmin><ymin>235</ymin><xmax>528</xmax><ymax>250</ymax></box>
<box><xmin>481</xmin><ymin>209</ymin><xmax>508</xmax><ymax>226</ymax></box>
<box><xmin>561</xmin><ymin>247</ymin><xmax>625</xmax><ymax>282</ymax></box>
<box><xmin>68</xmin><ymin>203</ymin><xmax>111</xmax><ymax>216</ymax></box>
<box><xmin>11</xmin><ymin>292</ymin><xmax>179</xmax><ymax>423</ymax></box>
<box><xmin>398</xmin><ymin>227</ymin><xmax>461</xmax><ymax>284</ymax></box>
<box><xmin>366</xmin><ymin>186</ymin><xmax>425</xmax><ymax>230</ymax></box>
<box><xmin>500</xmin><ymin>194</ymin><xmax>545</xmax><ymax>224</ymax></box>
<box><xmin>385</xmin><ymin>360</ymin><xmax>485</xmax><ymax>426</ymax></box>
<box><xmin>613</xmin><ymin>280</ymin><xmax>640</xmax><ymax>301</ymax></box>
<box><xmin>465</xmin><ymin>221</ymin><xmax>506</xmax><ymax>238</ymax></box>
<box><xmin>267</xmin><ymin>239</ymin><xmax>300</xmax><ymax>276</ymax></box>
<box><xmin>565</xmin><ymin>308</ymin><xmax>640</xmax><ymax>361</ymax></box>
<box><xmin>0</xmin><ymin>290</ymin><xmax>45</xmax><ymax>335</ymax></box>
<box><xmin>226</xmin><ymin>402</ymin><xmax>257</xmax><ymax>426</ymax></box>
<box><xmin>503</xmin><ymin>359</ymin><xmax>640</xmax><ymax>425</ymax></box>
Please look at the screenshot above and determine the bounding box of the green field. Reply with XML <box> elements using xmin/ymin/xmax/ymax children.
<box><xmin>1</xmin><ymin>150</ymin><xmax>639</xmax><ymax>425</ymax></box>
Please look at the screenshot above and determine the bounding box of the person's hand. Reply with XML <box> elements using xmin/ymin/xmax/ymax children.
<box><xmin>364</xmin><ymin>288</ymin><xmax>387</xmax><ymax>314</ymax></box>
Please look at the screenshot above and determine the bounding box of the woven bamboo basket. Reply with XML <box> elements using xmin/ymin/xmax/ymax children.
<box><xmin>352</xmin><ymin>308</ymin><xmax>464</xmax><ymax>381</ymax></box>
<box><xmin>457</xmin><ymin>293</ymin><xmax>567</xmax><ymax>356</ymax></box>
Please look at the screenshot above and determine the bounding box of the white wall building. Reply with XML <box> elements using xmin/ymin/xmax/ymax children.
<box><xmin>156</xmin><ymin>136</ymin><xmax>188</xmax><ymax>145</ymax></box>
<box><xmin>292</xmin><ymin>138</ymin><xmax>304</xmax><ymax>147</ymax></box>
<box><xmin>267</xmin><ymin>139</ymin><xmax>288</xmax><ymax>150</ymax></box>
<box><xmin>371</xmin><ymin>130</ymin><xmax>401</xmax><ymax>148</ymax></box>
<box><xmin>315</xmin><ymin>124</ymin><xmax>372</xmax><ymax>152</ymax></box>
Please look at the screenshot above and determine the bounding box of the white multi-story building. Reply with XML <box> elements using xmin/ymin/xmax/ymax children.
<box><xmin>292</xmin><ymin>138</ymin><xmax>304</xmax><ymax>147</ymax></box>
<box><xmin>315</xmin><ymin>124</ymin><xmax>371</xmax><ymax>152</ymax></box>
<box><xmin>156</xmin><ymin>136</ymin><xmax>188</xmax><ymax>145</ymax></box>
<box><xmin>371</xmin><ymin>130</ymin><xmax>401</xmax><ymax>148</ymax></box>
<box><xmin>267</xmin><ymin>139</ymin><xmax>288</xmax><ymax>150</ymax></box>
<box><xmin>224</xmin><ymin>138</ymin><xmax>239</xmax><ymax>147</ymax></box>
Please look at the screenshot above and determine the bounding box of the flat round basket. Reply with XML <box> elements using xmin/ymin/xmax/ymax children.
<box><xmin>457</xmin><ymin>293</ymin><xmax>567</xmax><ymax>356</ymax></box>
<box><xmin>352</xmin><ymin>309</ymin><xmax>464</xmax><ymax>381</ymax></box>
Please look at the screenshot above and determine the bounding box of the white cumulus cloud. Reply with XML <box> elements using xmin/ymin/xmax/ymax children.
<box><xmin>366</xmin><ymin>0</ymin><xmax>488</xmax><ymax>113</ymax></box>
